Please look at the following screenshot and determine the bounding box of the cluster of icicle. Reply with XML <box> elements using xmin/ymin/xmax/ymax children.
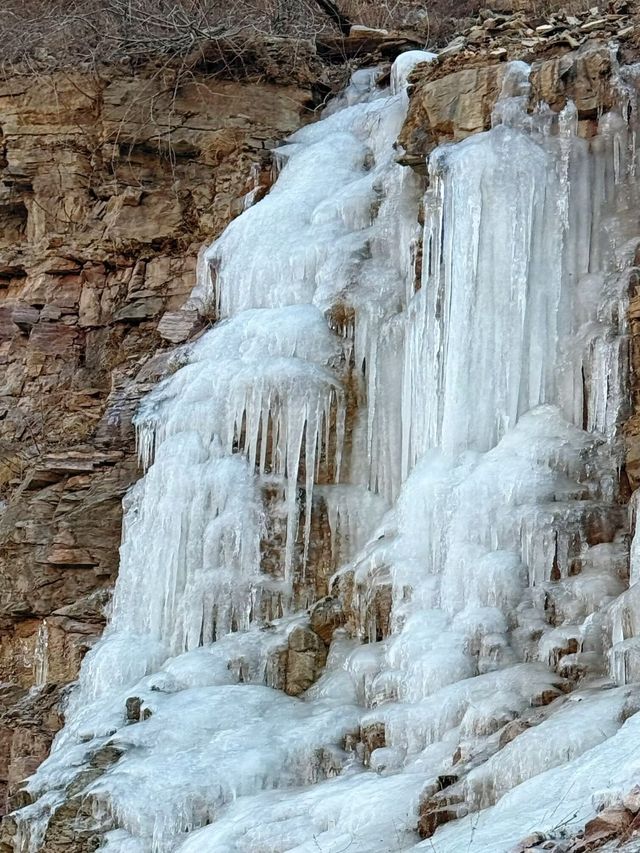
<box><xmin>12</xmin><ymin>49</ymin><xmax>640</xmax><ymax>853</ymax></box>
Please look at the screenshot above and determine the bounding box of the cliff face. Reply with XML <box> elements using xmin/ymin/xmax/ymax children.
<box><xmin>3</xmin><ymin>6</ymin><xmax>640</xmax><ymax>852</ymax></box>
<box><xmin>0</xmin><ymin>63</ymin><xmax>313</xmax><ymax>814</ymax></box>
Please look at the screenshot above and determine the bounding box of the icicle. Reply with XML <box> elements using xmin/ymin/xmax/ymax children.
<box><xmin>33</xmin><ymin>620</ymin><xmax>49</xmax><ymax>687</ymax></box>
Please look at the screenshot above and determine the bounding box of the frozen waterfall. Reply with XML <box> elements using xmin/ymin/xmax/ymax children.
<box><xmin>12</xmin><ymin>51</ymin><xmax>640</xmax><ymax>853</ymax></box>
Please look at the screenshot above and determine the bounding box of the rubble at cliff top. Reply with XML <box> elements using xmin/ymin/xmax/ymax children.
<box><xmin>395</xmin><ymin>2</ymin><xmax>633</xmax><ymax>79</ymax></box>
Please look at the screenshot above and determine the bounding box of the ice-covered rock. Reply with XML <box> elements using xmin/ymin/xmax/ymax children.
<box><xmin>11</xmin><ymin>49</ymin><xmax>640</xmax><ymax>853</ymax></box>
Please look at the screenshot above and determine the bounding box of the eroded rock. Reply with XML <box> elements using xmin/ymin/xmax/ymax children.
<box><xmin>0</xmin><ymin>57</ymin><xmax>316</xmax><ymax>818</ymax></box>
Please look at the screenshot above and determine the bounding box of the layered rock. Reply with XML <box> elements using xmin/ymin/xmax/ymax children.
<box><xmin>0</xmin><ymin>60</ymin><xmax>314</xmax><ymax>816</ymax></box>
<box><xmin>399</xmin><ymin>40</ymin><xmax>622</xmax><ymax>166</ymax></box>
<box><xmin>3</xmin><ymin>4</ymin><xmax>640</xmax><ymax>851</ymax></box>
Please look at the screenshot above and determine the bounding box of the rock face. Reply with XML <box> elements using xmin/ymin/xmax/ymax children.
<box><xmin>0</xmin><ymin>61</ymin><xmax>314</xmax><ymax>815</ymax></box>
<box><xmin>398</xmin><ymin>41</ymin><xmax>619</xmax><ymax>166</ymax></box>
<box><xmin>3</xmin><ymin>5</ymin><xmax>640</xmax><ymax>850</ymax></box>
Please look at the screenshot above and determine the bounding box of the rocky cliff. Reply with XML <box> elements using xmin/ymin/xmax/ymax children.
<box><xmin>2</xmin><ymin>4</ymin><xmax>640</xmax><ymax>852</ymax></box>
<box><xmin>0</xmin><ymin>58</ymin><xmax>317</xmax><ymax>815</ymax></box>
<box><xmin>0</xmin><ymin>25</ymin><xmax>427</xmax><ymax>823</ymax></box>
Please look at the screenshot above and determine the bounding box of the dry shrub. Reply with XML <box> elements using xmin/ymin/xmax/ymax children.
<box><xmin>6</xmin><ymin>0</ymin><xmax>606</xmax><ymax>76</ymax></box>
<box><xmin>341</xmin><ymin>0</ymin><xmax>482</xmax><ymax>43</ymax></box>
<box><xmin>0</xmin><ymin>0</ymin><xmax>334</xmax><ymax>73</ymax></box>
<box><xmin>0</xmin><ymin>0</ymin><xmax>489</xmax><ymax>74</ymax></box>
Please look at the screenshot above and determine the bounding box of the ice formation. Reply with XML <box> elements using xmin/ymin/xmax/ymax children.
<box><xmin>12</xmin><ymin>48</ymin><xmax>640</xmax><ymax>853</ymax></box>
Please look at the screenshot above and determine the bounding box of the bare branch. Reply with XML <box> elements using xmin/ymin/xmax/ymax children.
<box><xmin>310</xmin><ymin>0</ymin><xmax>352</xmax><ymax>35</ymax></box>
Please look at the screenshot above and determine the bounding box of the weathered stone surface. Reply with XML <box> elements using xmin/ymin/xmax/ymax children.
<box><xmin>510</xmin><ymin>833</ymin><xmax>548</xmax><ymax>853</ymax></box>
<box><xmin>125</xmin><ymin>696</ymin><xmax>152</xmax><ymax>724</ymax></box>
<box><xmin>309</xmin><ymin>595</ymin><xmax>346</xmax><ymax>644</ymax></box>
<box><xmin>623</xmin><ymin>786</ymin><xmax>640</xmax><ymax>814</ymax></box>
<box><xmin>398</xmin><ymin>43</ymin><xmax>623</xmax><ymax>167</ymax></box>
<box><xmin>418</xmin><ymin>802</ymin><xmax>465</xmax><ymax>839</ymax></box>
<box><xmin>0</xmin><ymin>683</ymin><xmax>64</xmax><ymax>815</ymax></box>
<box><xmin>529</xmin><ymin>44</ymin><xmax>616</xmax><ymax>116</ymax></box>
<box><xmin>563</xmin><ymin>806</ymin><xmax>635</xmax><ymax>851</ymax></box>
<box><xmin>0</xmin><ymin>58</ymin><xmax>315</xmax><ymax>818</ymax></box>
<box><xmin>360</xmin><ymin>721</ymin><xmax>386</xmax><ymax>765</ymax></box>
<box><xmin>284</xmin><ymin>623</ymin><xmax>328</xmax><ymax>696</ymax></box>
<box><xmin>1</xmin><ymin>9</ymin><xmax>640</xmax><ymax>850</ymax></box>
<box><xmin>499</xmin><ymin>718</ymin><xmax>532</xmax><ymax>748</ymax></box>
<box><xmin>398</xmin><ymin>64</ymin><xmax>506</xmax><ymax>164</ymax></box>
<box><xmin>157</xmin><ymin>309</ymin><xmax>203</xmax><ymax>344</ymax></box>
<box><xmin>626</xmin><ymin>257</ymin><xmax>640</xmax><ymax>488</ymax></box>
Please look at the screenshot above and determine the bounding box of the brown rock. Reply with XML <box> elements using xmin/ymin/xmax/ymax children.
<box><xmin>10</xmin><ymin>303</ymin><xmax>39</xmax><ymax>331</ymax></box>
<box><xmin>400</xmin><ymin>44</ymin><xmax>620</xmax><ymax>168</ymax></box>
<box><xmin>0</xmin><ymin>55</ymin><xmax>316</xmax><ymax>821</ymax></box>
<box><xmin>284</xmin><ymin>624</ymin><xmax>327</xmax><ymax>696</ymax></box>
<box><xmin>28</xmin><ymin>323</ymin><xmax>79</xmax><ymax>355</ymax></box>
<box><xmin>78</xmin><ymin>287</ymin><xmax>101</xmax><ymax>327</ymax></box>
<box><xmin>499</xmin><ymin>719</ymin><xmax>532</xmax><ymax>748</ymax></box>
<box><xmin>46</xmin><ymin>546</ymin><xmax>96</xmax><ymax>566</ymax></box>
<box><xmin>530</xmin><ymin>45</ymin><xmax>616</xmax><ymax>117</ymax></box>
<box><xmin>623</xmin><ymin>785</ymin><xmax>640</xmax><ymax>814</ymax></box>
<box><xmin>399</xmin><ymin>64</ymin><xmax>507</xmax><ymax>164</ymax></box>
<box><xmin>418</xmin><ymin>804</ymin><xmax>462</xmax><ymax>839</ymax></box>
<box><xmin>361</xmin><ymin>721</ymin><xmax>386</xmax><ymax>763</ymax></box>
<box><xmin>588</xmin><ymin>806</ymin><xmax>633</xmax><ymax>833</ymax></box>
<box><xmin>580</xmin><ymin>806</ymin><xmax>632</xmax><ymax>846</ymax></box>
<box><xmin>112</xmin><ymin>298</ymin><xmax>164</xmax><ymax>322</ymax></box>
<box><xmin>309</xmin><ymin>596</ymin><xmax>346</xmax><ymax>644</ymax></box>
<box><xmin>510</xmin><ymin>833</ymin><xmax>547</xmax><ymax>853</ymax></box>
<box><xmin>157</xmin><ymin>309</ymin><xmax>202</xmax><ymax>344</ymax></box>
